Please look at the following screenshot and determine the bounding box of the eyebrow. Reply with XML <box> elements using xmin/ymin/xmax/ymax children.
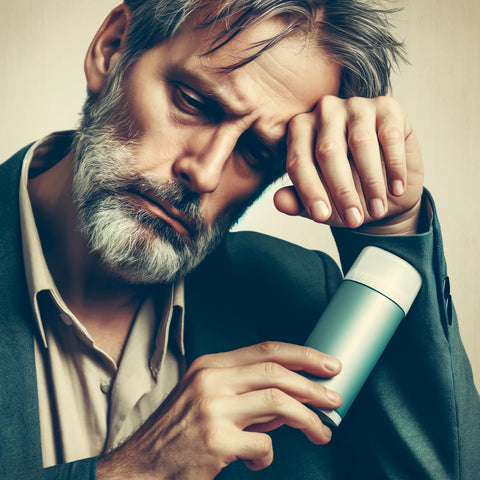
<box><xmin>167</xmin><ymin>65</ymin><xmax>250</xmax><ymax>118</ymax></box>
<box><xmin>167</xmin><ymin>64</ymin><xmax>289</xmax><ymax>163</ymax></box>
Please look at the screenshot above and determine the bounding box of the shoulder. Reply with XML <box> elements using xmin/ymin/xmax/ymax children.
<box><xmin>1</xmin><ymin>146</ymin><xmax>28</xmax><ymax>182</ymax></box>
<box><xmin>185</xmin><ymin>231</ymin><xmax>343</xmax><ymax>345</ymax></box>
<box><xmin>193</xmin><ymin>230</ymin><xmax>341</xmax><ymax>285</ymax></box>
<box><xmin>0</xmin><ymin>145</ymin><xmax>32</xmax><ymax>259</ymax></box>
<box><xmin>219</xmin><ymin>230</ymin><xmax>341</xmax><ymax>291</ymax></box>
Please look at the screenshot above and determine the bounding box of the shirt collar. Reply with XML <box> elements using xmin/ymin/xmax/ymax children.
<box><xmin>19</xmin><ymin>135</ymin><xmax>61</xmax><ymax>348</ymax></box>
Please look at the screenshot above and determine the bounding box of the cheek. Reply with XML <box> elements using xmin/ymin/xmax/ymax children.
<box><xmin>121</xmin><ymin>82</ymin><xmax>187</xmax><ymax>174</ymax></box>
<box><xmin>200</xmin><ymin>160</ymin><xmax>265</xmax><ymax>224</ymax></box>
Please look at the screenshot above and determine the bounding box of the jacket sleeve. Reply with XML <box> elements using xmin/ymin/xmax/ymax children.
<box><xmin>6</xmin><ymin>458</ymin><xmax>97</xmax><ymax>480</ymax></box>
<box><xmin>330</xmin><ymin>189</ymin><xmax>480</xmax><ymax>479</ymax></box>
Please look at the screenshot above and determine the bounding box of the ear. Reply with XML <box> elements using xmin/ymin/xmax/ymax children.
<box><xmin>84</xmin><ymin>4</ymin><xmax>130</xmax><ymax>94</ymax></box>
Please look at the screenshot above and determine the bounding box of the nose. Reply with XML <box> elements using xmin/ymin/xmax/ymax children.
<box><xmin>172</xmin><ymin>125</ymin><xmax>237</xmax><ymax>194</ymax></box>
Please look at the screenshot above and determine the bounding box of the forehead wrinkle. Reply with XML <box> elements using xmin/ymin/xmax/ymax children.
<box><xmin>174</xmin><ymin>51</ymin><xmax>258</xmax><ymax>119</ymax></box>
<box><xmin>233</xmin><ymin>56</ymin><xmax>313</xmax><ymax>145</ymax></box>
<box><xmin>255</xmin><ymin>40</ymin><xmax>327</xmax><ymax>105</ymax></box>
<box><xmin>170</xmin><ymin>58</ymin><xmax>285</xmax><ymax>155</ymax></box>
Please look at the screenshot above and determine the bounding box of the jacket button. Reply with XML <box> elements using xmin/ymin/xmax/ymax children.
<box><xmin>443</xmin><ymin>276</ymin><xmax>451</xmax><ymax>299</ymax></box>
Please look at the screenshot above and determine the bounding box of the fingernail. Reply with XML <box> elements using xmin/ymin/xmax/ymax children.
<box><xmin>326</xmin><ymin>389</ymin><xmax>342</xmax><ymax>404</ymax></box>
<box><xmin>344</xmin><ymin>207</ymin><xmax>362</xmax><ymax>227</ymax></box>
<box><xmin>323</xmin><ymin>425</ymin><xmax>332</xmax><ymax>440</ymax></box>
<box><xmin>310</xmin><ymin>200</ymin><xmax>330</xmax><ymax>222</ymax></box>
<box><xmin>369</xmin><ymin>198</ymin><xmax>386</xmax><ymax>219</ymax></box>
<box><xmin>391</xmin><ymin>179</ymin><xmax>404</xmax><ymax>196</ymax></box>
<box><xmin>324</xmin><ymin>356</ymin><xmax>341</xmax><ymax>372</ymax></box>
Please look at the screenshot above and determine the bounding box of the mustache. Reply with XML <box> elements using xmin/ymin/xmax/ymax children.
<box><xmin>113</xmin><ymin>174</ymin><xmax>208</xmax><ymax>235</ymax></box>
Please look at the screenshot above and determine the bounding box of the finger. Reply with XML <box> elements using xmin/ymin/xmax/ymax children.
<box><xmin>284</xmin><ymin>113</ymin><xmax>332</xmax><ymax>222</ymax></box>
<box><xmin>189</xmin><ymin>342</ymin><xmax>342</xmax><ymax>378</ymax></box>
<box><xmin>273</xmin><ymin>184</ymin><xmax>303</xmax><ymax>217</ymax></box>
<box><xmin>232</xmin><ymin>389</ymin><xmax>333</xmax><ymax>445</ymax></box>
<box><xmin>246</xmin><ymin>418</ymin><xmax>286</xmax><ymax>434</ymax></box>
<box><xmin>200</xmin><ymin>362</ymin><xmax>342</xmax><ymax>408</ymax></box>
<box><xmin>374</xmin><ymin>97</ymin><xmax>408</xmax><ymax>196</ymax></box>
<box><xmin>314</xmin><ymin>97</ymin><xmax>364</xmax><ymax>228</ymax></box>
<box><xmin>346</xmin><ymin>98</ymin><xmax>387</xmax><ymax>219</ymax></box>
<box><xmin>238</xmin><ymin>432</ymin><xmax>274</xmax><ymax>471</ymax></box>
<box><xmin>273</xmin><ymin>185</ymin><xmax>345</xmax><ymax>226</ymax></box>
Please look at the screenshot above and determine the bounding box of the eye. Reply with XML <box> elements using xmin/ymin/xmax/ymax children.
<box><xmin>242</xmin><ymin>147</ymin><xmax>271</xmax><ymax>171</ymax></box>
<box><xmin>172</xmin><ymin>83</ymin><xmax>205</xmax><ymax>116</ymax></box>
<box><xmin>237</xmin><ymin>131</ymin><xmax>276</xmax><ymax>171</ymax></box>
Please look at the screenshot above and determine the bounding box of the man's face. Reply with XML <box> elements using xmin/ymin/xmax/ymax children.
<box><xmin>73</xmin><ymin>17</ymin><xmax>340</xmax><ymax>284</ymax></box>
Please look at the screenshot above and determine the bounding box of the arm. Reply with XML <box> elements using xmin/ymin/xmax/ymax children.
<box><xmin>331</xmin><ymin>192</ymin><xmax>480</xmax><ymax>478</ymax></box>
<box><xmin>272</xmin><ymin>94</ymin><xmax>480</xmax><ymax>477</ymax></box>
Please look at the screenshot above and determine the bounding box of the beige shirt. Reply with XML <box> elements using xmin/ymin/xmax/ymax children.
<box><xmin>19</xmin><ymin>133</ymin><xmax>186</xmax><ymax>467</ymax></box>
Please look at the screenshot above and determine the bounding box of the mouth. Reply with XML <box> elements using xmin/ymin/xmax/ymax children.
<box><xmin>127</xmin><ymin>191</ymin><xmax>196</xmax><ymax>239</ymax></box>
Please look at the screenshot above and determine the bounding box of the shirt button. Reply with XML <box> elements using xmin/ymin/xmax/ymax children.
<box><xmin>100</xmin><ymin>379</ymin><xmax>111</xmax><ymax>394</ymax></box>
<box><xmin>60</xmin><ymin>312</ymin><xmax>73</xmax><ymax>325</ymax></box>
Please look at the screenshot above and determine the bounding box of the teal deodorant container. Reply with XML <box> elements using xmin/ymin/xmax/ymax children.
<box><xmin>305</xmin><ymin>246</ymin><xmax>422</xmax><ymax>428</ymax></box>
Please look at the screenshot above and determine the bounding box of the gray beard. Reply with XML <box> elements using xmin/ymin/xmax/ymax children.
<box><xmin>71</xmin><ymin>111</ymin><xmax>246</xmax><ymax>284</ymax></box>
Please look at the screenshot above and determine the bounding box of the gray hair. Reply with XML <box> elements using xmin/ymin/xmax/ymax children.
<box><xmin>119</xmin><ymin>0</ymin><xmax>406</xmax><ymax>98</ymax></box>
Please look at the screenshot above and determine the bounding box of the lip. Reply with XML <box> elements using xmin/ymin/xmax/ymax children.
<box><xmin>129</xmin><ymin>192</ymin><xmax>195</xmax><ymax>238</ymax></box>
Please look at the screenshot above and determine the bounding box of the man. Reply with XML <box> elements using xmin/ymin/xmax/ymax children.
<box><xmin>0</xmin><ymin>0</ymin><xmax>478</xmax><ymax>479</ymax></box>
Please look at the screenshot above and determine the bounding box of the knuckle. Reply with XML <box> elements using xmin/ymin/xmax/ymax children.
<box><xmin>302</xmin><ymin>346</ymin><xmax>318</xmax><ymax>365</ymax></box>
<box><xmin>362</xmin><ymin>175</ymin><xmax>383</xmax><ymax>190</ymax></box>
<box><xmin>348</xmin><ymin>130</ymin><xmax>377</xmax><ymax>149</ymax></box>
<box><xmin>255</xmin><ymin>341</ymin><xmax>280</xmax><ymax>358</ymax></box>
<box><xmin>386</xmin><ymin>157</ymin><xmax>405</xmax><ymax>171</ymax></box>
<box><xmin>203</xmin><ymin>426</ymin><xmax>224</xmax><ymax>456</ymax></box>
<box><xmin>256</xmin><ymin>434</ymin><xmax>273</xmax><ymax>457</ymax></box>
<box><xmin>307</xmin><ymin>380</ymin><xmax>321</xmax><ymax>399</ymax></box>
<box><xmin>196</xmin><ymin>395</ymin><xmax>218</xmax><ymax>421</ymax></box>
<box><xmin>345</xmin><ymin>96</ymin><xmax>365</xmax><ymax>110</ymax></box>
<box><xmin>346</xmin><ymin>97</ymin><xmax>376</xmax><ymax>117</ymax></box>
<box><xmin>191</xmin><ymin>367</ymin><xmax>213</xmax><ymax>393</ymax></box>
<box><xmin>189</xmin><ymin>353</ymin><xmax>212</xmax><ymax>371</ymax></box>
<box><xmin>332</xmin><ymin>184</ymin><xmax>356</xmax><ymax>203</ymax></box>
<box><xmin>374</xmin><ymin>95</ymin><xmax>396</xmax><ymax>109</ymax></box>
<box><xmin>387</xmin><ymin>158</ymin><xmax>405</xmax><ymax>174</ymax></box>
<box><xmin>264</xmin><ymin>388</ymin><xmax>285</xmax><ymax>408</ymax></box>
<box><xmin>285</xmin><ymin>151</ymin><xmax>302</xmax><ymax>173</ymax></box>
<box><xmin>262</xmin><ymin>361</ymin><xmax>282</xmax><ymax>378</ymax></box>
<box><xmin>316</xmin><ymin>140</ymin><xmax>342</xmax><ymax>160</ymax></box>
<box><xmin>189</xmin><ymin>357</ymin><xmax>203</xmax><ymax>372</ymax></box>
<box><xmin>307</xmin><ymin>408</ymin><xmax>321</xmax><ymax>427</ymax></box>
<box><xmin>317</xmin><ymin>94</ymin><xmax>338</xmax><ymax>112</ymax></box>
<box><xmin>288</xmin><ymin>112</ymin><xmax>311</xmax><ymax>131</ymax></box>
<box><xmin>378</xmin><ymin>125</ymin><xmax>404</xmax><ymax>145</ymax></box>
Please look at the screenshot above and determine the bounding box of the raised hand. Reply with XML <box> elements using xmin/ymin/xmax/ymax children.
<box><xmin>274</xmin><ymin>96</ymin><xmax>424</xmax><ymax>235</ymax></box>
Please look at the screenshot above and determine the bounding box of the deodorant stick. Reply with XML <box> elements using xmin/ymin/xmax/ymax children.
<box><xmin>305</xmin><ymin>246</ymin><xmax>422</xmax><ymax>428</ymax></box>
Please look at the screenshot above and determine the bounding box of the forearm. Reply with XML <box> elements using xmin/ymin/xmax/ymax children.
<box><xmin>328</xmin><ymin>189</ymin><xmax>480</xmax><ymax>478</ymax></box>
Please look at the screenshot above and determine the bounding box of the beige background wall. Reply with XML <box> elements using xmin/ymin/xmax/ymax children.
<box><xmin>1</xmin><ymin>1</ymin><xmax>478</xmax><ymax>388</ymax></box>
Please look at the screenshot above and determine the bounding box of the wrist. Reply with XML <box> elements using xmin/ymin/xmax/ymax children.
<box><xmin>357</xmin><ymin>199</ymin><xmax>423</xmax><ymax>236</ymax></box>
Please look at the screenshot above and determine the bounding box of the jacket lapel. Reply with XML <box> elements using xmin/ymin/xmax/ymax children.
<box><xmin>0</xmin><ymin>147</ymin><xmax>43</xmax><ymax>475</ymax></box>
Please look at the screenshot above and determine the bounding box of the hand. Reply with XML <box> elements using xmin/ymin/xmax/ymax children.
<box><xmin>274</xmin><ymin>96</ymin><xmax>424</xmax><ymax>235</ymax></box>
<box><xmin>96</xmin><ymin>342</ymin><xmax>342</xmax><ymax>480</ymax></box>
